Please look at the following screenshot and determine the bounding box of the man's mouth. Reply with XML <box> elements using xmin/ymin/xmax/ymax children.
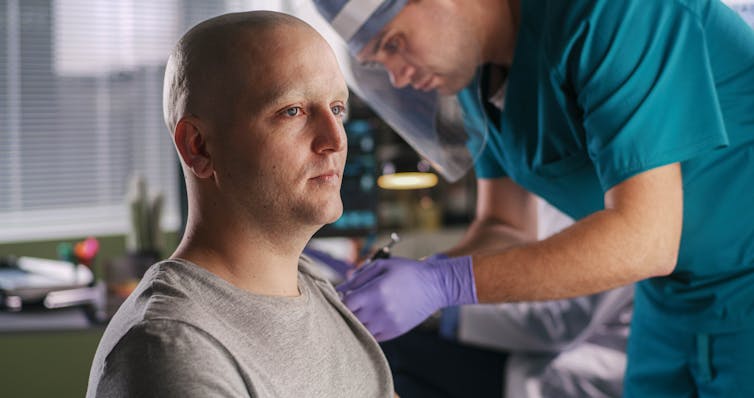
<box><xmin>309</xmin><ymin>170</ymin><xmax>340</xmax><ymax>184</ymax></box>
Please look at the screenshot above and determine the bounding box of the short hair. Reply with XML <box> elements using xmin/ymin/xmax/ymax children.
<box><xmin>162</xmin><ymin>11</ymin><xmax>310</xmax><ymax>133</ymax></box>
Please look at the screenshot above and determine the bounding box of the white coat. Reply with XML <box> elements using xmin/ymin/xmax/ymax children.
<box><xmin>456</xmin><ymin>199</ymin><xmax>633</xmax><ymax>398</ymax></box>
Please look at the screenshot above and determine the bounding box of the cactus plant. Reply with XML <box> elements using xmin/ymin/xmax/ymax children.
<box><xmin>126</xmin><ymin>174</ymin><xmax>163</xmax><ymax>256</ymax></box>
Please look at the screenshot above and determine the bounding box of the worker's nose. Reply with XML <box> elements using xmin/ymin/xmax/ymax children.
<box><xmin>383</xmin><ymin>57</ymin><xmax>415</xmax><ymax>89</ymax></box>
<box><xmin>312</xmin><ymin>110</ymin><xmax>346</xmax><ymax>154</ymax></box>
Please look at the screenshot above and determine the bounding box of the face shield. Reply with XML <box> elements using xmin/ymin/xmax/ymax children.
<box><xmin>314</xmin><ymin>0</ymin><xmax>487</xmax><ymax>182</ymax></box>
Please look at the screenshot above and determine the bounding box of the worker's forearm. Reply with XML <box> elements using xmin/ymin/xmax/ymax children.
<box><xmin>473</xmin><ymin>208</ymin><xmax>677</xmax><ymax>302</ymax></box>
<box><xmin>444</xmin><ymin>219</ymin><xmax>535</xmax><ymax>258</ymax></box>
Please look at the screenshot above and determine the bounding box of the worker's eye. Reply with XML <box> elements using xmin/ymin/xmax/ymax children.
<box><xmin>284</xmin><ymin>106</ymin><xmax>302</xmax><ymax>117</ymax></box>
<box><xmin>382</xmin><ymin>36</ymin><xmax>400</xmax><ymax>55</ymax></box>
<box><xmin>331</xmin><ymin>104</ymin><xmax>346</xmax><ymax>117</ymax></box>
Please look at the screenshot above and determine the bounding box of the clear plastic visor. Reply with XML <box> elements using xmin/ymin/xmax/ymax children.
<box><xmin>345</xmin><ymin>57</ymin><xmax>488</xmax><ymax>182</ymax></box>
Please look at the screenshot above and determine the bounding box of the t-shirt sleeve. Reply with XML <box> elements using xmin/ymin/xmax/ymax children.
<box><xmin>93</xmin><ymin>320</ymin><xmax>250</xmax><ymax>397</ymax></box>
<box><xmin>574</xmin><ymin>1</ymin><xmax>728</xmax><ymax>191</ymax></box>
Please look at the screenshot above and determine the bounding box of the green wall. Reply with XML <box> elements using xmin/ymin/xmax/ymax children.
<box><xmin>0</xmin><ymin>329</ymin><xmax>105</xmax><ymax>398</ymax></box>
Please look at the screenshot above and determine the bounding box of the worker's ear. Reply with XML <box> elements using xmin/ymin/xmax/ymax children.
<box><xmin>173</xmin><ymin>116</ymin><xmax>213</xmax><ymax>179</ymax></box>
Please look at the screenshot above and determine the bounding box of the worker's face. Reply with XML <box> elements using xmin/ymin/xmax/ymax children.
<box><xmin>211</xmin><ymin>26</ymin><xmax>348</xmax><ymax>230</ymax></box>
<box><xmin>356</xmin><ymin>0</ymin><xmax>480</xmax><ymax>95</ymax></box>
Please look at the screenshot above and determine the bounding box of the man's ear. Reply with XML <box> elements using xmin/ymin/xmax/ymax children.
<box><xmin>173</xmin><ymin>117</ymin><xmax>214</xmax><ymax>179</ymax></box>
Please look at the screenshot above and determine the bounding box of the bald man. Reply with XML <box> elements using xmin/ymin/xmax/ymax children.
<box><xmin>86</xmin><ymin>11</ymin><xmax>393</xmax><ymax>398</ymax></box>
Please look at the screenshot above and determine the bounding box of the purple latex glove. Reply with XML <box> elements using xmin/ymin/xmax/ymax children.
<box><xmin>337</xmin><ymin>255</ymin><xmax>478</xmax><ymax>342</ymax></box>
<box><xmin>423</xmin><ymin>253</ymin><xmax>449</xmax><ymax>261</ymax></box>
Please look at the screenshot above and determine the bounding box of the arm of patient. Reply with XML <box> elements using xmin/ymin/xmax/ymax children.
<box><xmin>93</xmin><ymin>320</ymin><xmax>248</xmax><ymax>397</ymax></box>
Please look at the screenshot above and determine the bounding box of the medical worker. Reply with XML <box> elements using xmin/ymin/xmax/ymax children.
<box><xmin>312</xmin><ymin>0</ymin><xmax>754</xmax><ymax>396</ymax></box>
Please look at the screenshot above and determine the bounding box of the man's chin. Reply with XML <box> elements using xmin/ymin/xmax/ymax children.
<box><xmin>436</xmin><ymin>85</ymin><xmax>456</xmax><ymax>96</ymax></box>
<box><xmin>323</xmin><ymin>205</ymin><xmax>344</xmax><ymax>225</ymax></box>
<box><xmin>303</xmin><ymin>202</ymin><xmax>343</xmax><ymax>228</ymax></box>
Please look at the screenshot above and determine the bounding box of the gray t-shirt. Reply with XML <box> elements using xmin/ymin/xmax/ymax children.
<box><xmin>87</xmin><ymin>257</ymin><xmax>393</xmax><ymax>397</ymax></box>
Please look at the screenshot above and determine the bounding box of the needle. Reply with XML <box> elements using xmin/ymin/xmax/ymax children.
<box><xmin>369</xmin><ymin>232</ymin><xmax>400</xmax><ymax>261</ymax></box>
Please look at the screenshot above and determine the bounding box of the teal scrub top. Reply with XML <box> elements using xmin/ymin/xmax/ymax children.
<box><xmin>458</xmin><ymin>0</ymin><xmax>754</xmax><ymax>332</ymax></box>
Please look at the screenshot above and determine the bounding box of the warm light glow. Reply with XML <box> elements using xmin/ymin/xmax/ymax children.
<box><xmin>377</xmin><ymin>172</ymin><xmax>439</xmax><ymax>190</ymax></box>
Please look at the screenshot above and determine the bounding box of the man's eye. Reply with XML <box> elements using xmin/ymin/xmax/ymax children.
<box><xmin>383</xmin><ymin>36</ymin><xmax>400</xmax><ymax>54</ymax></box>
<box><xmin>285</xmin><ymin>107</ymin><xmax>301</xmax><ymax>117</ymax></box>
<box><xmin>332</xmin><ymin>105</ymin><xmax>346</xmax><ymax>116</ymax></box>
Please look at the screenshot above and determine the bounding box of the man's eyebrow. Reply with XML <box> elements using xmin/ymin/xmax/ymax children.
<box><xmin>361</xmin><ymin>31</ymin><xmax>387</xmax><ymax>64</ymax></box>
<box><xmin>257</xmin><ymin>84</ymin><xmax>349</xmax><ymax>110</ymax></box>
<box><xmin>337</xmin><ymin>87</ymin><xmax>350</xmax><ymax>101</ymax></box>
<box><xmin>254</xmin><ymin>84</ymin><xmax>300</xmax><ymax>110</ymax></box>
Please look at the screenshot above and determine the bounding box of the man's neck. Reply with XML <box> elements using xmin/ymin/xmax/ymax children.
<box><xmin>172</xmin><ymin>208</ymin><xmax>315</xmax><ymax>297</ymax></box>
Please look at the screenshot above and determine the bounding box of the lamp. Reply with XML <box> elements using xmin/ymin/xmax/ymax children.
<box><xmin>377</xmin><ymin>155</ymin><xmax>439</xmax><ymax>191</ymax></box>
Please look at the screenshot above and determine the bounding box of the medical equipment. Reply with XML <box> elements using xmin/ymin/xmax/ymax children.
<box><xmin>370</xmin><ymin>232</ymin><xmax>400</xmax><ymax>261</ymax></box>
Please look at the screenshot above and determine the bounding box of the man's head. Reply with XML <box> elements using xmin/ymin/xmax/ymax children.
<box><xmin>163</xmin><ymin>11</ymin><xmax>348</xmax><ymax>233</ymax></box>
<box><xmin>314</xmin><ymin>0</ymin><xmax>491</xmax><ymax>95</ymax></box>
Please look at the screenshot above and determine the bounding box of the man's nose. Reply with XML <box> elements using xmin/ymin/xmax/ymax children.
<box><xmin>383</xmin><ymin>57</ymin><xmax>415</xmax><ymax>88</ymax></box>
<box><xmin>313</xmin><ymin>111</ymin><xmax>346</xmax><ymax>154</ymax></box>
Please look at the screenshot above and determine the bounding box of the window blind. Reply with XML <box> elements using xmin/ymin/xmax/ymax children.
<box><xmin>0</xmin><ymin>0</ymin><xmax>296</xmax><ymax>243</ymax></box>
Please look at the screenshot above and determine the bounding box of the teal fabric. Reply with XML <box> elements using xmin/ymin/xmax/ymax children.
<box><xmin>624</xmin><ymin>305</ymin><xmax>754</xmax><ymax>397</ymax></box>
<box><xmin>460</xmin><ymin>0</ymin><xmax>754</xmax><ymax>331</ymax></box>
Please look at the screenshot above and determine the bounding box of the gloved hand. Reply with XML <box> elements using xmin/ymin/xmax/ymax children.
<box><xmin>417</xmin><ymin>253</ymin><xmax>462</xmax><ymax>341</ymax></box>
<box><xmin>422</xmin><ymin>253</ymin><xmax>449</xmax><ymax>261</ymax></box>
<box><xmin>337</xmin><ymin>255</ymin><xmax>478</xmax><ymax>341</ymax></box>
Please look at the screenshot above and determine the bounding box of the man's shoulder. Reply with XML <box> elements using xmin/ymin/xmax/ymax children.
<box><xmin>117</xmin><ymin>318</ymin><xmax>222</xmax><ymax>354</ymax></box>
<box><xmin>93</xmin><ymin>260</ymin><xmax>223</xmax><ymax>364</ymax></box>
<box><xmin>88</xmin><ymin>260</ymin><xmax>244</xmax><ymax>396</ymax></box>
<box><xmin>298</xmin><ymin>254</ymin><xmax>335</xmax><ymax>285</ymax></box>
<box><xmin>116</xmin><ymin>259</ymin><xmax>204</xmax><ymax>321</ymax></box>
<box><xmin>87</xmin><ymin>318</ymin><xmax>246</xmax><ymax>398</ymax></box>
